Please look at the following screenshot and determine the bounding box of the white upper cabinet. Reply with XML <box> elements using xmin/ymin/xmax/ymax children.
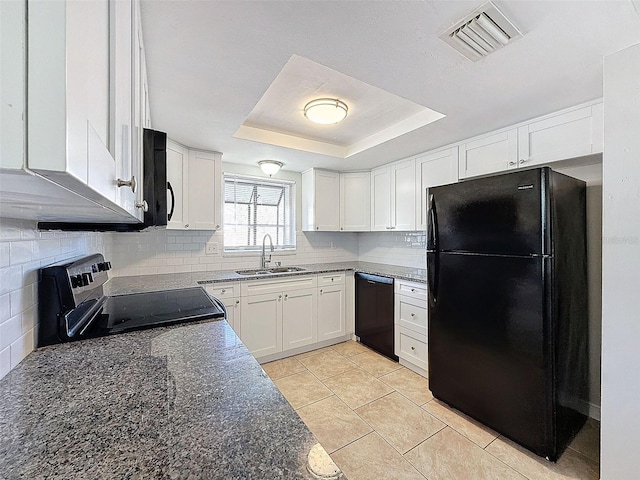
<box><xmin>415</xmin><ymin>147</ymin><xmax>459</xmax><ymax>231</ymax></box>
<box><xmin>302</xmin><ymin>169</ymin><xmax>340</xmax><ymax>231</ymax></box>
<box><xmin>371</xmin><ymin>159</ymin><xmax>416</xmax><ymax>231</ymax></box>
<box><xmin>458</xmin><ymin>129</ymin><xmax>519</xmax><ymax>179</ymax></box>
<box><xmin>166</xmin><ymin>140</ymin><xmax>222</xmax><ymax>230</ymax></box>
<box><xmin>4</xmin><ymin>0</ymin><xmax>150</xmax><ymax>222</ymax></box>
<box><xmin>340</xmin><ymin>172</ymin><xmax>370</xmax><ymax>231</ymax></box>
<box><xmin>459</xmin><ymin>100</ymin><xmax>603</xmax><ymax>180</ymax></box>
<box><xmin>517</xmin><ymin>102</ymin><xmax>603</xmax><ymax>167</ymax></box>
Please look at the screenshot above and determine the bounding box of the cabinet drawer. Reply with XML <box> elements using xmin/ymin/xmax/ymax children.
<box><xmin>397</xmin><ymin>328</ymin><xmax>428</xmax><ymax>371</ymax></box>
<box><xmin>204</xmin><ymin>282</ymin><xmax>240</xmax><ymax>299</ymax></box>
<box><xmin>395</xmin><ymin>280</ymin><xmax>427</xmax><ymax>301</ymax></box>
<box><xmin>241</xmin><ymin>274</ymin><xmax>317</xmax><ymax>296</ymax></box>
<box><xmin>396</xmin><ymin>296</ymin><xmax>427</xmax><ymax>336</ymax></box>
<box><xmin>318</xmin><ymin>272</ymin><xmax>346</xmax><ymax>286</ymax></box>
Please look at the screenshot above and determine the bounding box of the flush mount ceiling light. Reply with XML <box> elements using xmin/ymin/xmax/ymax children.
<box><xmin>304</xmin><ymin>98</ymin><xmax>348</xmax><ymax>125</ymax></box>
<box><xmin>258</xmin><ymin>160</ymin><xmax>284</xmax><ymax>176</ymax></box>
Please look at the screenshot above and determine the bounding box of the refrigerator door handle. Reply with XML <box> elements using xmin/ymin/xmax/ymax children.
<box><xmin>428</xmin><ymin>194</ymin><xmax>438</xmax><ymax>252</ymax></box>
<box><xmin>427</xmin><ymin>252</ymin><xmax>439</xmax><ymax>307</ymax></box>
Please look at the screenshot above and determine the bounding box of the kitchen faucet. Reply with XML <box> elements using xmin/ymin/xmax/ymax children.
<box><xmin>261</xmin><ymin>234</ymin><xmax>274</xmax><ymax>269</ymax></box>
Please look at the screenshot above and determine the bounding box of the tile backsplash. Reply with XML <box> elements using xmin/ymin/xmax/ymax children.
<box><xmin>0</xmin><ymin>222</ymin><xmax>425</xmax><ymax>380</ymax></box>
<box><xmin>102</xmin><ymin>229</ymin><xmax>360</xmax><ymax>277</ymax></box>
<box><xmin>0</xmin><ymin>219</ymin><xmax>104</xmax><ymax>379</ymax></box>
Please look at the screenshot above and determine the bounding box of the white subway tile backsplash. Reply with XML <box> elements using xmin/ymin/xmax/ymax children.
<box><xmin>1</xmin><ymin>315</ymin><xmax>22</xmax><ymax>350</ymax></box>
<box><xmin>10</xmin><ymin>330</ymin><xmax>34</xmax><ymax>368</ymax></box>
<box><xmin>0</xmin><ymin>347</ymin><xmax>9</xmax><ymax>379</ymax></box>
<box><xmin>0</xmin><ymin>294</ymin><xmax>10</xmax><ymax>323</ymax></box>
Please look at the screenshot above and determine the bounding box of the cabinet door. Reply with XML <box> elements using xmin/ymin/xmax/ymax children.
<box><xmin>110</xmin><ymin>0</ymin><xmax>136</xmax><ymax>216</ymax></box>
<box><xmin>415</xmin><ymin>147</ymin><xmax>459</xmax><ymax>231</ymax></box>
<box><xmin>282</xmin><ymin>288</ymin><xmax>317</xmax><ymax>351</ymax></box>
<box><xmin>340</xmin><ymin>172</ymin><xmax>370</xmax><ymax>231</ymax></box>
<box><xmin>391</xmin><ymin>159</ymin><xmax>415</xmax><ymax>231</ymax></box>
<box><xmin>370</xmin><ymin>166</ymin><xmax>391</xmax><ymax>231</ymax></box>
<box><xmin>315</xmin><ymin>170</ymin><xmax>340</xmax><ymax>231</ymax></box>
<box><xmin>517</xmin><ymin>103</ymin><xmax>602</xmax><ymax>167</ymax></box>
<box><xmin>240</xmin><ymin>292</ymin><xmax>282</xmax><ymax>357</ymax></box>
<box><xmin>188</xmin><ymin>150</ymin><xmax>221</xmax><ymax>230</ymax></box>
<box><xmin>166</xmin><ymin>140</ymin><xmax>188</xmax><ymax>229</ymax></box>
<box><xmin>318</xmin><ymin>285</ymin><xmax>346</xmax><ymax>341</ymax></box>
<box><xmin>459</xmin><ymin>129</ymin><xmax>518</xmax><ymax>179</ymax></box>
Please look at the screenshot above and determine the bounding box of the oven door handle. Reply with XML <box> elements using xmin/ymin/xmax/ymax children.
<box><xmin>209</xmin><ymin>295</ymin><xmax>228</xmax><ymax>320</ymax></box>
<box><xmin>64</xmin><ymin>296</ymin><xmax>108</xmax><ymax>338</ymax></box>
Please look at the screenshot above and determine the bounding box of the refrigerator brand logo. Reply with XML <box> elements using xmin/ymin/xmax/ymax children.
<box><xmin>517</xmin><ymin>184</ymin><xmax>534</xmax><ymax>190</ymax></box>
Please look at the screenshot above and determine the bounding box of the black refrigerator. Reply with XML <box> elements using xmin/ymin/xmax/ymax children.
<box><xmin>427</xmin><ymin>167</ymin><xmax>588</xmax><ymax>461</ymax></box>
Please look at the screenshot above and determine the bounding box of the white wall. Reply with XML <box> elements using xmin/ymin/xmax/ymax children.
<box><xmin>0</xmin><ymin>218</ymin><xmax>104</xmax><ymax>380</ymax></box>
<box><xmin>600</xmin><ymin>42</ymin><xmax>640</xmax><ymax>480</ymax></box>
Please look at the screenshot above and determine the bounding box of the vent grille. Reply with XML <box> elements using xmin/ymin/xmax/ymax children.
<box><xmin>439</xmin><ymin>2</ymin><xmax>522</xmax><ymax>61</ymax></box>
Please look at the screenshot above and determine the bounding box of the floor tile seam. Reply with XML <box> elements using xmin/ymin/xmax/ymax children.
<box><xmin>475</xmin><ymin>437</ymin><xmax>537</xmax><ymax>480</ymax></box>
<box><xmin>330</xmin><ymin>431</ymin><xmax>429</xmax><ymax>480</ymax></box>
<box><xmin>418</xmin><ymin>402</ymin><xmax>498</xmax><ymax>449</ymax></box>
<box><xmin>350</xmin><ymin>390</ymin><xmax>398</xmax><ymax>416</ymax></box>
<box><xmin>323</xmin><ymin>428</ymin><xmax>374</xmax><ymax>456</ymax></box>
<box><xmin>291</xmin><ymin>391</ymin><xmax>334</xmax><ymax>411</ymax></box>
<box><xmin>393</xmin><ymin>421</ymin><xmax>448</xmax><ymax>459</ymax></box>
<box><xmin>564</xmin><ymin>444</ymin><xmax>601</xmax><ymax>467</ymax></box>
<box><xmin>306</xmin><ymin>364</ymin><xmax>360</xmax><ymax>384</ymax></box>
<box><xmin>389</xmin><ymin>385</ymin><xmax>431</xmax><ymax>408</ymax></box>
<box><xmin>265</xmin><ymin>367</ymin><xmax>309</xmax><ymax>382</ymax></box>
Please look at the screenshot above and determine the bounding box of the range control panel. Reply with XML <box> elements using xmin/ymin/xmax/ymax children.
<box><xmin>39</xmin><ymin>254</ymin><xmax>111</xmax><ymax>308</ymax></box>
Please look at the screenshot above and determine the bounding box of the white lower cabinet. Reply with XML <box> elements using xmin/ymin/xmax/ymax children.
<box><xmin>317</xmin><ymin>273</ymin><xmax>346</xmax><ymax>341</ymax></box>
<box><xmin>394</xmin><ymin>279</ymin><xmax>428</xmax><ymax>377</ymax></box>
<box><xmin>241</xmin><ymin>292</ymin><xmax>283</xmax><ymax>357</ymax></box>
<box><xmin>282</xmin><ymin>288</ymin><xmax>318</xmax><ymax>350</ymax></box>
<box><xmin>239</xmin><ymin>275</ymin><xmax>318</xmax><ymax>359</ymax></box>
<box><xmin>233</xmin><ymin>272</ymin><xmax>352</xmax><ymax>361</ymax></box>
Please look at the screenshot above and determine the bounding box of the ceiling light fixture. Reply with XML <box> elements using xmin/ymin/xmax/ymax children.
<box><xmin>304</xmin><ymin>98</ymin><xmax>348</xmax><ymax>125</ymax></box>
<box><xmin>258</xmin><ymin>160</ymin><xmax>283</xmax><ymax>176</ymax></box>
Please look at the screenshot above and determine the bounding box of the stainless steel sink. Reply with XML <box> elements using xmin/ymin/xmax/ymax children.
<box><xmin>235</xmin><ymin>266</ymin><xmax>306</xmax><ymax>275</ymax></box>
<box><xmin>268</xmin><ymin>267</ymin><xmax>306</xmax><ymax>273</ymax></box>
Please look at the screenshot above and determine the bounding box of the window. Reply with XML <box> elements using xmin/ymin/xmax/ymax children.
<box><xmin>223</xmin><ymin>174</ymin><xmax>296</xmax><ymax>252</ymax></box>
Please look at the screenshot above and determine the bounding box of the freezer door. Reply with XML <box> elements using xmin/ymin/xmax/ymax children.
<box><xmin>428</xmin><ymin>252</ymin><xmax>554</xmax><ymax>458</ymax></box>
<box><xmin>427</xmin><ymin>168</ymin><xmax>550</xmax><ymax>256</ymax></box>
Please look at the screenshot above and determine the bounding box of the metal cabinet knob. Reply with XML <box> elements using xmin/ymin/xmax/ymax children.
<box><xmin>411</xmin><ymin>313</ymin><xmax>415</xmax><ymax>317</ymax></box>
<box><xmin>411</xmin><ymin>346</ymin><xmax>416</xmax><ymax>351</ymax></box>
<box><xmin>116</xmin><ymin>176</ymin><xmax>136</xmax><ymax>193</ymax></box>
<box><xmin>185</xmin><ymin>224</ymin><xmax>189</xmax><ymax>228</ymax></box>
<box><xmin>284</xmin><ymin>294</ymin><xmax>288</xmax><ymax>300</ymax></box>
<box><xmin>135</xmin><ymin>200</ymin><xmax>148</xmax><ymax>212</ymax></box>
<box><xmin>508</xmin><ymin>161</ymin><xmax>517</xmax><ymax>167</ymax></box>
<box><xmin>520</xmin><ymin>159</ymin><xmax>527</xmax><ymax>164</ymax></box>
<box><xmin>316</xmin><ymin>226</ymin><xmax>319</xmax><ymax>230</ymax></box>
<box><xmin>340</xmin><ymin>227</ymin><xmax>344</xmax><ymax>230</ymax></box>
<box><xmin>235</xmin><ymin>300</ymin><xmax>239</xmax><ymax>306</ymax></box>
<box><xmin>411</xmin><ymin>288</ymin><xmax>415</xmax><ymax>292</ymax></box>
<box><xmin>221</xmin><ymin>289</ymin><xmax>226</xmax><ymax>294</ymax></box>
<box><xmin>320</xmin><ymin>289</ymin><xmax>323</xmax><ymax>294</ymax></box>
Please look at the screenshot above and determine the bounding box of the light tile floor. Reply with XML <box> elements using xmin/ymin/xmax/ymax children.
<box><xmin>263</xmin><ymin>340</ymin><xmax>601</xmax><ymax>480</ymax></box>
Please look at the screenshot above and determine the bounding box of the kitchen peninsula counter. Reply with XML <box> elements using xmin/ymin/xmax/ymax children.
<box><xmin>0</xmin><ymin>320</ymin><xmax>326</xmax><ymax>479</ymax></box>
<box><xmin>105</xmin><ymin>261</ymin><xmax>426</xmax><ymax>296</ymax></box>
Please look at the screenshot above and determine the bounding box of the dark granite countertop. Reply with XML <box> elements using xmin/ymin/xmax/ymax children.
<box><xmin>105</xmin><ymin>261</ymin><xmax>426</xmax><ymax>296</ymax></box>
<box><xmin>0</xmin><ymin>320</ymin><xmax>327</xmax><ymax>479</ymax></box>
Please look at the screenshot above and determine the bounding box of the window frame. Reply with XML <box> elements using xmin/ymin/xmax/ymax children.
<box><xmin>222</xmin><ymin>173</ymin><xmax>296</xmax><ymax>253</ymax></box>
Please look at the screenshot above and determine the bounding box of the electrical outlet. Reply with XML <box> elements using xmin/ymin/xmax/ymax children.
<box><xmin>205</xmin><ymin>242</ymin><xmax>219</xmax><ymax>255</ymax></box>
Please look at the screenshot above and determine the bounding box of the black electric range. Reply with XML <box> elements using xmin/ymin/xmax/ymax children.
<box><xmin>38</xmin><ymin>254</ymin><xmax>225</xmax><ymax>347</ymax></box>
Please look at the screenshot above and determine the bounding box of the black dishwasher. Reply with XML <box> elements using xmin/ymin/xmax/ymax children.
<box><xmin>355</xmin><ymin>273</ymin><xmax>397</xmax><ymax>361</ymax></box>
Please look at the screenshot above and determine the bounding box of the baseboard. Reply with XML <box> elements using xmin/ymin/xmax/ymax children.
<box><xmin>255</xmin><ymin>334</ymin><xmax>353</xmax><ymax>364</ymax></box>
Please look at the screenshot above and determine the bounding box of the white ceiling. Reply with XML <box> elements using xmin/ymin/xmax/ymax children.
<box><xmin>140</xmin><ymin>0</ymin><xmax>640</xmax><ymax>173</ymax></box>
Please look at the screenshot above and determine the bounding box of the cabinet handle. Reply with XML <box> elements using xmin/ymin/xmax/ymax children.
<box><xmin>185</xmin><ymin>224</ymin><xmax>189</xmax><ymax>228</ymax></box>
<box><xmin>116</xmin><ymin>176</ymin><xmax>136</xmax><ymax>193</ymax></box>
<box><xmin>135</xmin><ymin>200</ymin><xmax>148</xmax><ymax>212</ymax></box>
<box><xmin>410</xmin><ymin>288</ymin><xmax>415</xmax><ymax>292</ymax></box>
<box><xmin>316</xmin><ymin>226</ymin><xmax>319</xmax><ymax>230</ymax></box>
<box><xmin>340</xmin><ymin>227</ymin><xmax>344</xmax><ymax>230</ymax></box>
<box><xmin>320</xmin><ymin>289</ymin><xmax>323</xmax><ymax>295</ymax></box>
<box><xmin>508</xmin><ymin>161</ymin><xmax>516</xmax><ymax>167</ymax></box>
<box><xmin>235</xmin><ymin>300</ymin><xmax>239</xmax><ymax>306</ymax></box>
<box><xmin>331</xmin><ymin>278</ymin><xmax>334</xmax><ymax>282</ymax></box>
<box><xmin>221</xmin><ymin>289</ymin><xmax>226</xmax><ymax>294</ymax></box>
<box><xmin>411</xmin><ymin>346</ymin><xmax>416</xmax><ymax>351</ymax></box>
<box><xmin>279</xmin><ymin>295</ymin><xmax>282</xmax><ymax>300</ymax></box>
<box><xmin>411</xmin><ymin>313</ymin><xmax>415</xmax><ymax>317</ymax></box>
<box><xmin>215</xmin><ymin>224</ymin><xmax>220</xmax><ymax>230</ymax></box>
<box><xmin>519</xmin><ymin>159</ymin><xmax>527</xmax><ymax>165</ymax></box>
<box><xmin>284</xmin><ymin>294</ymin><xmax>288</xmax><ymax>300</ymax></box>
<box><xmin>167</xmin><ymin>182</ymin><xmax>175</xmax><ymax>221</ymax></box>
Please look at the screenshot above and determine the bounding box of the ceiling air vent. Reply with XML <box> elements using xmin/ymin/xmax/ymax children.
<box><xmin>439</xmin><ymin>1</ymin><xmax>522</xmax><ymax>62</ymax></box>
